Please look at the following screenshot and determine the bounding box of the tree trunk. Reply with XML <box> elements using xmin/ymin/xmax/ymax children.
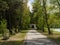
<box><xmin>57</xmin><ymin>0</ymin><xmax>60</xmax><ymax>16</ymax></box>
<box><xmin>42</xmin><ymin>12</ymin><xmax>45</xmax><ymax>32</ymax></box>
<box><xmin>42</xmin><ymin>24</ymin><xmax>44</xmax><ymax>32</ymax></box>
<box><xmin>8</xmin><ymin>12</ymin><xmax>12</xmax><ymax>35</ymax></box>
<box><xmin>47</xmin><ymin>24</ymin><xmax>52</xmax><ymax>34</ymax></box>
<box><xmin>57</xmin><ymin>0</ymin><xmax>60</xmax><ymax>6</ymax></box>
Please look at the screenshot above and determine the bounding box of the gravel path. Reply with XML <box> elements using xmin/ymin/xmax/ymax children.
<box><xmin>24</xmin><ymin>30</ymin><xmax>58</xmax><ymax>45</ymax></box>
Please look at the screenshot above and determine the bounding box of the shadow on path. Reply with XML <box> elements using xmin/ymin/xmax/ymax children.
<box><xmin>24</xmin><ymin>30</ymin><xmax>58</xmax><ymax>45</ymax></box>
<box><xmin>24</xmin><ymin>38</ymin><xmax>58</xmax><ymax>45</ymax></box>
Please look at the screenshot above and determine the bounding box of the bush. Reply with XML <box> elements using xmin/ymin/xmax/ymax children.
<box><xmin>0</xmin><ymin>19</ymin><xmax>7</xmax><ymax>33</ymax></box>
<box><xmin>0</xmin><ymin>19</ymin><xmax>9</xmax><ymax>40</ymax></box>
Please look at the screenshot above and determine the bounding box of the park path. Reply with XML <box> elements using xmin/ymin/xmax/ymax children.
<box><xmin>24</xmin><ymin>30</ymin><xmax>58</xmax><ymax>45</ymax></box>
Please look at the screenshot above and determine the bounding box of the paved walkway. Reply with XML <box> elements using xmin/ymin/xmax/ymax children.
<box><xmin>24</xmin><ymin>30</ymin><xmax>58</xmax><ymax>45</ymax></box>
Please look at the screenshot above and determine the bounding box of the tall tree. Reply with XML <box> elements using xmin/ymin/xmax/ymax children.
<box><xmin>0</xmin><ymin>0</ymin><xmax>9</xmax><ymax>40</ymax></box>
<box><xmin>43</xmin><ymin>0</ymin><xmax>52</xmax><ymax>34</ymax></box>
<box><xmin>22</xmin><ymin>0</ymin><xmax>30</xmax><ymax>29</ymax></box>
<box><xmin>33</xmin><ymin>0</ymin><xmax>44</xmax><ymax>30</ymax></box>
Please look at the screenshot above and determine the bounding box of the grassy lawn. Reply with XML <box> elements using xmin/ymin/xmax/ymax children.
<box><xmin>37</xmin><ymin>30</ymin><xmax>60</xmax><ymax>44</ymax></box>
<box><xmin>0</xmin><ymin>30</ymin><xmax>28</xmax><ymax>45</ymax></box>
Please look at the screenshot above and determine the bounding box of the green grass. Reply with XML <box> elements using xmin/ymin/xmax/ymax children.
<box><xmin>37</xmin><ymin>30</ymin><xmax>60</xmax><ymax>44</ymax></box>
<box><xmin>0</xmin><ymin>30</ymin><xmax>28</xmax><ymax>45</ymax></box>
